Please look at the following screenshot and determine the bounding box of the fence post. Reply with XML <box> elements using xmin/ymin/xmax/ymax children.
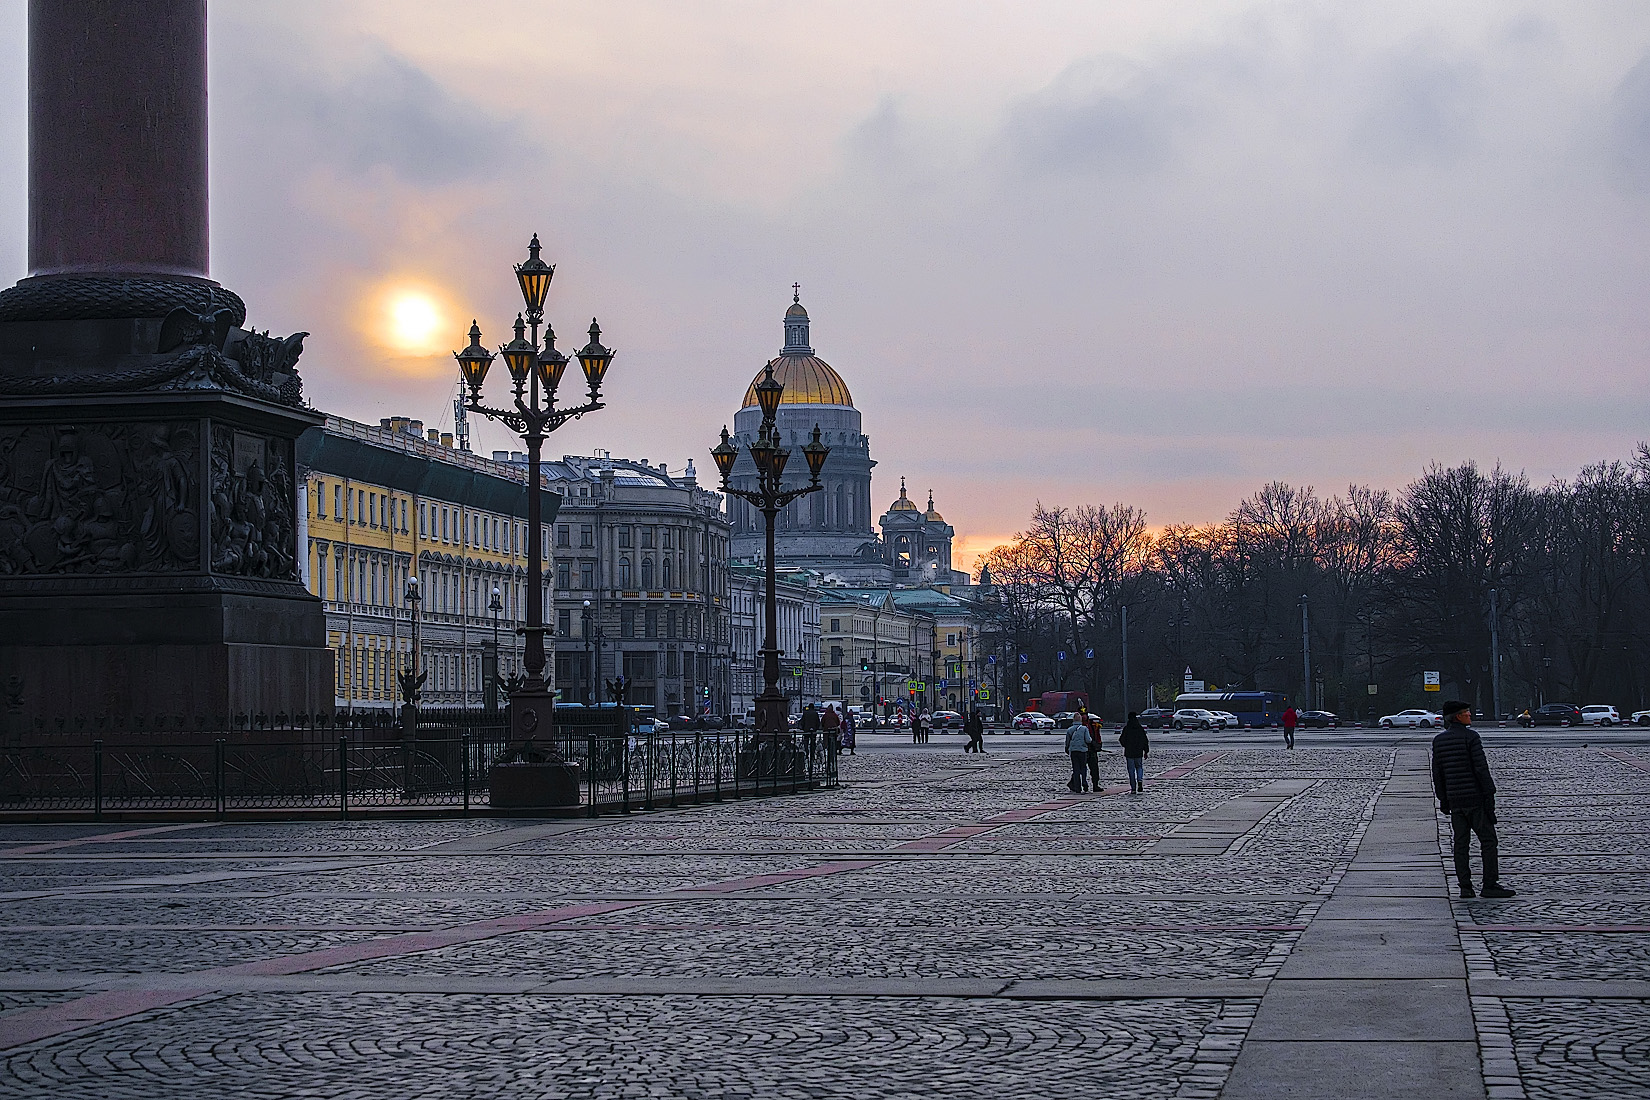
<box><xmin>669</xmin><ymin>729</ymin><xmax>678</xmax><ymax>809</ymax></box>
<box><xmin>338</xmin><ymin>735</ymin><xmax>349</xmax><ymax>822</ymax></box>
<box><xmin>462</xmin><ymin>731</ymin><xmax>471</xmax><ymax>815</ymax></box>
<box><xmin>621</xmin><ymin>731</ymin><xmax>631</xmax><ymax>814</ymax></box>
<box><xmin>215</xmin><ymin>738</ymin><xmax>226</xmax><ymax>820</ymax></box>
<box><xmin>92</xmin><ymin>738</ymin><xmax>103</xmax><ymax>821</ymax></box>
<box><xmin>586</xmin><ymin>734</ymin><xmax>597</xmax><ymax>818</ymax></box>
<box><xmin>643</xmin><ymin>730</ymin><xmax>654</xmax><ymax>812</ymax></box>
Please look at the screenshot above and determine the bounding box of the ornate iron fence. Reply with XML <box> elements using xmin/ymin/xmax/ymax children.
<box><xmin>0</xmin><ymin>712</ymin><xmax>837</xmax><ymax>820</ymax></box>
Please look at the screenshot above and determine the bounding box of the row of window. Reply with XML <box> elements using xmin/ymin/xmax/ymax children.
<box><xmin>311</xmin><ymin>544</ymin><xmax>529</xmax><ymax>621</ymax></box>
<box><xmin>311</xmin><ymin>479</ymin><xmax>543</xmax><ymax>557</ymax></box>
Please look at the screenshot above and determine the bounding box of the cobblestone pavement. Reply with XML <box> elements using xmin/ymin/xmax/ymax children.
<box><xmin>1</xmin><ymin>730</ymin><xmax>1646</xmax><ymax>1098</ymax></box>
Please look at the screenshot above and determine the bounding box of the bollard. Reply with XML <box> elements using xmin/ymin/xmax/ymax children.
<box><xmin>92</xmin><ymin>739</ymin><xmax>103</xmax><ymax>820</ymax></box>
<box><xmin>338</xmin><ymin>736</ymin><xmax>349</xmax><ymax>821</ymax></box>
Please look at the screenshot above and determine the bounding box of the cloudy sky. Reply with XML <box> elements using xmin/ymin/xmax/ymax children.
<box><xmin>2</xmin><ymin>2</ymin><xmax>1648</xmax><ymax>566</ymax></box>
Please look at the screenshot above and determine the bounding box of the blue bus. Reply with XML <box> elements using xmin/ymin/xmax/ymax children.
<box><xmin>1174</xmin><ymin>691</ymin><xmax>1290</xmax><ymax>728</ymax></box>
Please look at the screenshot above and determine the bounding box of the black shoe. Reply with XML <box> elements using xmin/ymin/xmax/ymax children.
<box><xmin>1459</xmin><ymin>885</ymin><xmax>1476</xmax><ymax>899</ymax></box>
<box><xmin>1481</xmin><ymin>883</ymin><xmax>1516</xmax><ymax>898</ymax></box>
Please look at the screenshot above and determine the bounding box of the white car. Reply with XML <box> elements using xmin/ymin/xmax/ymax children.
<box><xmin>1172</xmin><ymin>708</ymin><xmax>1222</xmax><ymax>730</ymax></box>
<box><xmin>1636</xmin><ymin>710</ymin><xmax>1650</xmax><ymax>727</ymax></box>
<box><xmin>1581</xmin><ymin>705</ymin><xmax>1621</xmax><ymax>726</ymax></box>
<box><xmin>1011</xmin><ymin>711</ymin><xmax>1057</xmax><ymax>731</ymax></box>
<box><xmin>1212</xmin><ymin>710</ymin><xmax>1241</xmax><ymax>729</ymax></box>
<box><xmin>1380</xmin><ymin>709</ymin><xmax>1443</xmax><ymax>729</ymax></box>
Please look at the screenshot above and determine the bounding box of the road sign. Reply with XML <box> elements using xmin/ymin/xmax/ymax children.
<box><xmin>792</xmin><ymin>666</ymin><xmax>802</xmax><ymax>676</ymax></box>
<box><xmin>1021</xmin><ymin>673</ymin><xmax>1031</xmax><ymax>684</ymax></box>
<box><xmin>977</xmin><ymin>689</ymin><xmax>990</xmax><ymax>700</ymax></box>
<box><xmin>1057</xmin><ymin>651</ymin><xmax>1066</xmax><ymax>661</ymax></box>
<box><xmin>1084</xmin><ymin>648</ymin><xmax>1094</xmax><ymax>659</ymax></box>
<box><xmin>1018</xmin><ymin>654</ymin><xmax>1027</xmax><ymax>664</ymax></box>
<box><xmin>939</xmin><ymin>679</ymin><xmax>948</xmax><ymax>689</ymax></box>
<box><xmin>1367</xmin><ymin>684</ymin><xmax>1378</xmax><ymax>695</ymax></box>
<box><xmin>1424</xmin><ymin>671</ymin><xmax>1441</xmax><ymax>692</ymax></box>
<box><xmin>987</xmin><ymin>655</ymin><xmax>996</xmax><ymax>664</ymax></box>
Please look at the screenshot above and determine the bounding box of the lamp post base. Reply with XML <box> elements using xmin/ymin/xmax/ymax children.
<box><xmin>507</xmin><ymin>684</ymin><xmax>558</xmax><ymax>758</ymax></box>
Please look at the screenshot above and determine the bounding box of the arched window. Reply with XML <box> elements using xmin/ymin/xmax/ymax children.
<box><xmin>641</xmin><ymin>557</ymin><xmax>654</xmax><ymax>588</ymax></box>
<box><xmin>618</xmin><ymin>556</ymin><xmax>632</xmax><ymax>588</ymax></box>
<box><xmin>896</xmin><ymin>535</ymin><xmax>911</xmax><ymax>567</ymax></box>
<box><xmin>662</xmin><ymin>556</ymin><xmax>672</xmax><ymax>589</ymax></box>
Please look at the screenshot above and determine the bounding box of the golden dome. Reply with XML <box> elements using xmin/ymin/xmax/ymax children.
<box><xmin>889</xmin><ymin>477</ymin><xmax>918</xmax><ymax>512</ymax></box>
<box><xmin>742</xmin><ymin>354</ymin><xmax>853</xmax><ymax>408</ymax></box>
<box><xmin>924</xmin><ymin>491</ymin><xmax>944</xmax><ymax>523</ymax></box>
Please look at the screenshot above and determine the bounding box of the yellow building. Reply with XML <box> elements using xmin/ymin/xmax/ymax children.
<box><xmin>298</xmin><ymin>414</ymin><xmax>554</xmax><ymax>711</ymax></box>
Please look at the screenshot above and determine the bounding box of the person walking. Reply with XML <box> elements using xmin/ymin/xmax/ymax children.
<box><xmin>1431</xmin><ymin>700</ymin><xmax>1515</xmax><ymax>899</ymax></box>
<box><xmin>1119</xmin><ymin>711</ymin><xmax>1150</xmax><ymax>793</ymax></box>
<box><xmin>841</xmin><ymin>708</ymin><xmax>857</xmax><ymax>755</ymax></box>
<box><xmin>1065</xmin><ymin>716</ymin><xmax>1093</xmax><ymax>792</ymax></box>
<box><xmin>965</xmin><ymin>708</ymin><xmax>986</xmax><ymax>754</ymax></box>
<box><xmin>822</xmin><ymin>704</ymin><xmax>840</xmax><ymax>760</ymax></box>
<box><xmin>1282</xmin><ymin>704</ymin><xmax>1298</xmax><ymax>750</ymax></box>
<box><xmin>1082</xmin><ymin>708</ymin><xmax>1103</xmax><ymax>791</ymax></box>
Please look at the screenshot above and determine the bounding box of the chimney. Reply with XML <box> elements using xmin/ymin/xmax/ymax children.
<box><xmin>409</xmin><ymin>420</ymin><xmax>424</xmax><ymax>437</ymax></box>
<box><xmin>427</xmin><ymin>429</ymin><xmax>440</xmax><ymax>443</ymax></box>
<box><xmin>441</xmin><ymin>432</ymin><xmax>454</xmax><ymax>448</ymax></box>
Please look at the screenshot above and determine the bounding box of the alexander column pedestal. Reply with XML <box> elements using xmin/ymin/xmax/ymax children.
<box><xmin>0</xmin><ymin>1</ymin><xmax>332</xmax><ymax>731</ymax></box>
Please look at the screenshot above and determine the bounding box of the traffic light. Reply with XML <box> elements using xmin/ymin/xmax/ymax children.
<box><xmin>702</xmin><ymin>687</ymin><xmax>710</xmax><ymax>697</ymax></box>
<box><xmin>860</xmin><ymin>658</ymin><xmax>871</xmax><ymax>671</ymax></box>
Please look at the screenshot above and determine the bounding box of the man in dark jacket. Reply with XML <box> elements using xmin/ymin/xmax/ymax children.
<box><xmin>1119</xmin><ymin>713</ymin><xmax>1150</xmax><ymax>793</ymax></box>
<box><xmin>1431</xmin><ymin>700</ymin><xmax>1515</xmax><ymax>899</ymax></box>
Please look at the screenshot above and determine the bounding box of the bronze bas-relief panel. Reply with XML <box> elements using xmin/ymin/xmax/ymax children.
<box><xmin>0</xmin><ymin>421</ymin><xmax>201</xmax><ymax>575</ymax></box>
<box><xmin>209</xmin><ymin>424</ymin><xmax>297</xmax><ymax>581</ymax></box>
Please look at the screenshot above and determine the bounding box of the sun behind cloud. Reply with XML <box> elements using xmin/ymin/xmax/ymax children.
<box><xmin>384</xmin><ymin>288</ymin><xmax>447</xmax><ymax>355</ymax></box>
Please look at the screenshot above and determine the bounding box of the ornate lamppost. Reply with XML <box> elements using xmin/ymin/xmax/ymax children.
<box><xmin>453</xmin><ymin>234</ymin><xmax>613</xmax><ymax>753</ymax></box>
<box><xmin>397</xmin><ymin>575</ymin><xmax>425</xmax><ymax>716</ymax></box>
<box><xmin>709</xmin><ymin>364</ymin><xmax>830</xmax><ymax>763</ymax></box>
<box><xmin>483</xmin><ymin>585</ymin><xmax>503</xmax><ymax>714</ymax></box>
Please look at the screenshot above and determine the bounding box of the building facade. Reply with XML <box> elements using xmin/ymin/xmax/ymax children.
<box><xmin>541</xmin><ymin>453</ymin><xmax>732</xmax><ymax>717</ymax></box>
<box><xmin>298</xmin><ymin>415</ymin><xmax>543</xmax><ymax>712</ymax></box>
<box><xmin>819</xmin><ymin>588</ymin><xmax>934</xmax><ymax>719</ymax></box>
<box><xmin>729</xmin><ymin>564</ymin><xmax>823</xmax><ymax>718</ymax></box>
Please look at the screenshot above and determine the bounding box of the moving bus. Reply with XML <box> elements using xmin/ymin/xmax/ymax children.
<box><xmin>1174</xmin><ymin>691</ymin><xmax>1289</xmax><ymax>728</ymax></box>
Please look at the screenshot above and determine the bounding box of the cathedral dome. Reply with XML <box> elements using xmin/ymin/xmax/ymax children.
<box><xmin>889</xmin><ymin>478</ymin><xmax>919</xmax><ymax>512</ymax></box>
<box><xmin>924</xmin><ymin>491</ymin><xmax>945</xmax><ymax>523</ymax></box>
<box><xmin>742</xmin><ymin>354</ymin><xmax>853</xmax><ymax>408</ymax></box>
<box><xmin>741</xmin><ymin>287</ymin><xmax>854</xmax><ymax>408</ymax></box>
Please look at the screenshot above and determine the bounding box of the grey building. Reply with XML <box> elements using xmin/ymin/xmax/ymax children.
<box><xmin>729</xmin><ymin>563</ymin><xmax>823</xmax><ymax>718</ymax></box>
<box><xmin>541</xmin><ymin>453</ymin><xmax>733</xmax><ymax>717</ymax></box>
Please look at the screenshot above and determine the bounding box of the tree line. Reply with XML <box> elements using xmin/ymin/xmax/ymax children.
<box><xmin>975</xmin><ymin>446</ymin><xmax>1650</xmax><ymax>722</ymax></box>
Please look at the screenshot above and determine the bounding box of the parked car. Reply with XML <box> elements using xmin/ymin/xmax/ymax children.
<box><xmin>1635</xmin><ymin>710</ymin><xmax>1650</xmax><ymax>727</ymax></box>
<box><xmin>1580</xmin><ymin>705</ymin><xmax>1620</xmax><ymax>726</ymax></box>
<box><xmin>1011</xmin><ymin>711</ymin><xmax>1057</xmax><ymax>731</ymax></box>
<box><xmin>1517</xmin><ymin>703</ymin><xmax>1583</xmax><ymax>727</ymax></box>
<box><xmin>1380</xmin><ymin>709</ymin><xmax>1442</xmax><ymax>729</ymax></box>
<box><xmin>1212</xmin><ymin>710</ymin><xmax>1242</xmax><ymax>728</ymax></box>
<box><xmin>1138</xmin><ymin>707</ymin><xmax>1175</xmax><ymax>729</ymax></box>
<box><xmin>1050</xmin><ymin>711</ymin><xmax>1084</xmax><ymax>728</ymax></box>
<box><xmin>1298</xmin><ymin>710</ymin><xmax>1339</xmax><ymax>728</ymax></box>
<box><xmin>1172</xmin><ymin>708</ymin><xmax>1221</xmax><ymax>730</ymax></box>
<box><xmin>930</xmin><ymin>710</ymin><xmax>964</xmax><ymax>729</ymax></box>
